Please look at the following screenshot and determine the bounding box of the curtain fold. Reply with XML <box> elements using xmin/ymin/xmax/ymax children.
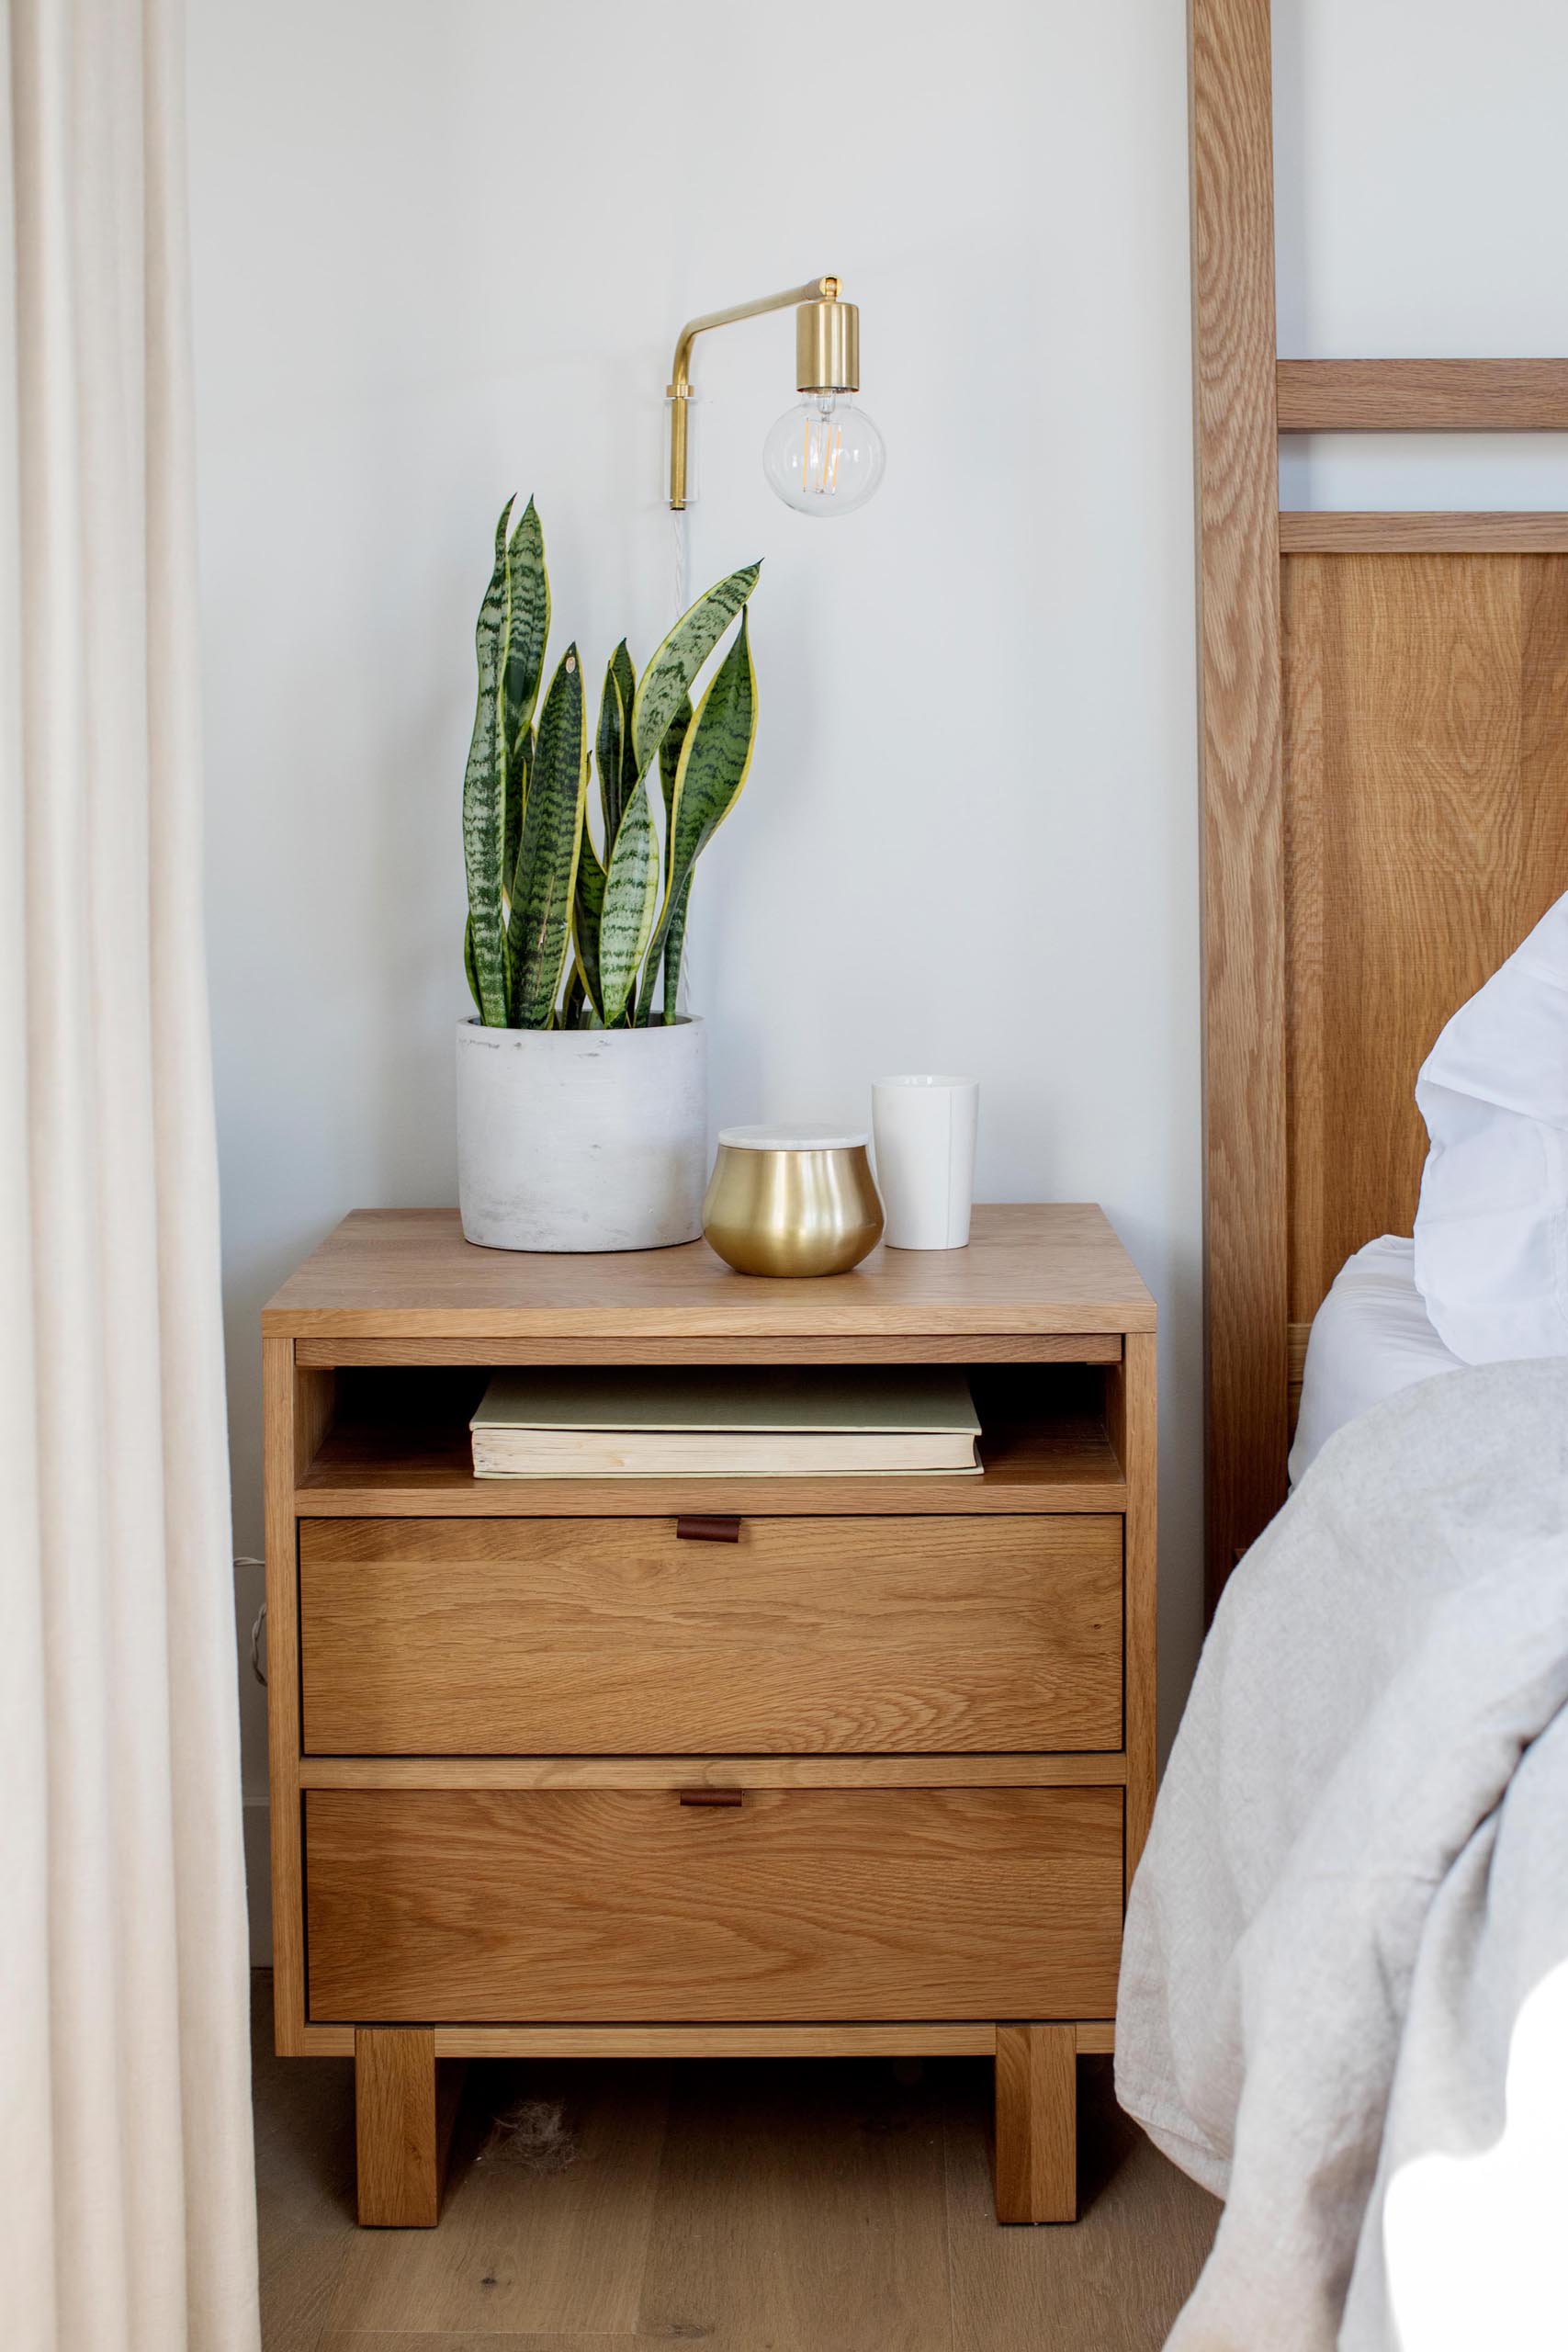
<box><xmin>1</xmin><ymin>1</ymin><xmax>260</xmax><ymax>2346</ymax></box>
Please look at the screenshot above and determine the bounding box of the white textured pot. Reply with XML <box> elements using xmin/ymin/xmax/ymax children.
<box><xmin>456</xmin><ymin>1017</ymin><xmax>708</xmax><ymax>1252</ymax></box>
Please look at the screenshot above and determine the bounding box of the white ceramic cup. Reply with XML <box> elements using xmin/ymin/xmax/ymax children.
<box><xmin>871</xmin><ymin>1075</ymin><xmax>979</xmax><ymax>1250</ymax></box>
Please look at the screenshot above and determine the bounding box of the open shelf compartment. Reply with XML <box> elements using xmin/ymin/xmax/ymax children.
<box><xmin>294</xmin><ymin>1360</ymin><xmax>1128</xmax><ymax>1516</ymax></box>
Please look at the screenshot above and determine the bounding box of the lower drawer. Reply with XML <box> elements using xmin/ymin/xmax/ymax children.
<box><xmin>305</xmin><ymin>1784</ymin><xmax>1124</xmax><ymax>2023</ymax></box>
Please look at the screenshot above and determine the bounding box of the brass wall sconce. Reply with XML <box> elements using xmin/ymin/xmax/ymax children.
<box><xmin>666</xmin><ymin>276</ymin><xmax>886</xmax><ymax>518</ymax></box>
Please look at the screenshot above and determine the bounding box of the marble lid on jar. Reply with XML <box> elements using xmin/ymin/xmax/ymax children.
<box><xmin>716</xmin><ymin>1125</ymin><xmax>870</xmax><ymax>1152</ymax></box>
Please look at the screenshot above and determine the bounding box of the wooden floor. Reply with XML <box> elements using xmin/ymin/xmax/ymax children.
<box><xmin>253</xmin><ymin>1974</ymin><xmax>1218</xmax><ymax>2351</ymax></box>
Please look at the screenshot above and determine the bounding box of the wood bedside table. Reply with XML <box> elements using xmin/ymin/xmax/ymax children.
<box><xmin>262</xmin><ymin>1203</ymin><xmax>1156</xmax><ymax>2228</ymax></box>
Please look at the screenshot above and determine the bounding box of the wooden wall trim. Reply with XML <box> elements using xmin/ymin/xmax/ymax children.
<box><xmin>1280</xmin><ymin>512</ymin><xmax>1568</xmax><ymax>554</ymax></box>
<box><xmin>1190</xmin><ymin>0</ymin><xmax>1289</xmax><ymax>1612</ymax></box>
<box><xmin>1278</xmin><ymin>358</ymin><xmax>1568</xmax><ymax>433</ymax></box>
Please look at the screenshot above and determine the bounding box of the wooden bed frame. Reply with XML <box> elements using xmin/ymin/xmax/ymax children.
<box><xmin>1191</xmin><ymin>0</ymin><xmax>1568</xmax><ymax>1607</ymax></box>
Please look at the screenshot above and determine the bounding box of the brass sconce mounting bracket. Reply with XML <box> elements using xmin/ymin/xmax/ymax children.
<box><xmin>666</xmin><ymin>274</ymin><xmax>859</xmax><ymax>511</ymax></box>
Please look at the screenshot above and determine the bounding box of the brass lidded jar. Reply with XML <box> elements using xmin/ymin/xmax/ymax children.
<box><xmin>702</xmin><ymin>1125</ymin><xmax>884</xmax><ymax>1278</ymax></box>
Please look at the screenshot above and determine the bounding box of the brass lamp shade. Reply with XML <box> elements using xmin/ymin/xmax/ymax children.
<box><xmin>702</xmin><ymin>1126</ymin><xmax>884</xmax><ymax>1278</ymax></box>
<box><xmin>795</xmin><ymin>297</ymin><xmax>859</xmax><ymax>393</ymax></box>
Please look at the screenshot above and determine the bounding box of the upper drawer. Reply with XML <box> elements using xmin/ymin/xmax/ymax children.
<box><xmin>299</xmin><ymin>1514</ymin><xmax>1122</xmax><ymax>1757</ymax></box>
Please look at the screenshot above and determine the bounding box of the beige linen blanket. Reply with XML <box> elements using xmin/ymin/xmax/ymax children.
<box><xmin>1117</xmin><ymin>1362</ymin><xmax>1568</xmax><ymax>2350</ymax></box>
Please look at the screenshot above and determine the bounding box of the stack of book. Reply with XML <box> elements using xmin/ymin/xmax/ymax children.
<box><xmin>468</xmin><ymin>1366</ymin><xmax>981</xmax><ymax>1478</ymax></box>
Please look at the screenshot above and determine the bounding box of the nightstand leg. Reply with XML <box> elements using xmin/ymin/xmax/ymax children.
<box><xmin>355</xmin><ymin>2029</ymin><xmax>462</xmax><ymax>2226</ymax></box>
<box><xmin>994</xmin><ymin>2023</ymin><xmax>1077</xmax><ymax>2222</ymax></box>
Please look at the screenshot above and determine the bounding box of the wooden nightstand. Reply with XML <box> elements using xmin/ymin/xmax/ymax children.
<box><xmin>262</xmin><ymin>1204</ymin><xmax>1156</xmax><ymax>2228</ymax></box>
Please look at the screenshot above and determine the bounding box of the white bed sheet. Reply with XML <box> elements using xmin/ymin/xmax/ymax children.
<box><xmin>1289</xmin><ymin>1234</ymin><xmax>1464</xmax><ymax>1484</ymax></box>
<box><xmin>1118</xmin><ymin>1358</ymin><xmax>1568</xmax><ymax>2350</ymax></box>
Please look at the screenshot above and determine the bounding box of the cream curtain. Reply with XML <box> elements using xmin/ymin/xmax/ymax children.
<box><xmin>1</xmin><ymin>1</ymin><xmax>260</xmax><ymax>2346</ymax></box>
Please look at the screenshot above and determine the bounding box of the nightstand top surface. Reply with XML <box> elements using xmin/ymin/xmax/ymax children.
<box><xmin>263</xmin><ymin>1204</ymin><xmax>1155</xmax><ymax>1338</ymax></box>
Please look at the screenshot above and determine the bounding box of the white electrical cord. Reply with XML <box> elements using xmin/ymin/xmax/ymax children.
<box><xmin>669</xmin><ymin>506</ymin><xmax>696</xmax><ymax>1010</ymax></box>
<box><xmin>672</xmin><ymin>505</ymin><xmax>689</xmax><ymax>622</ymax></box>
<box><xmin>235</xmin><ymin>1555</ymin><xmax>267</xmax><ymax>1685</ymax></box>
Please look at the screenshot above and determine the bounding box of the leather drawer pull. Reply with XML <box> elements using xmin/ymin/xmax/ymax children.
<box><xmin>676</xmin><ymin>1514</ymin><xmax>741</xmax><ymax>1543</ymax></box>
<box><xmin>678</xmin><ymin>1788</ymin><xmax>744</xmax><ymax>1808</ymax></box>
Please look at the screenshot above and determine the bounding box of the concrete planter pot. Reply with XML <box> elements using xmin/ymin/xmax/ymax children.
<box><xmin>456</xmin><ymin>1017</ymin><xmax>708</xmax><ymax>1252</ymax></box>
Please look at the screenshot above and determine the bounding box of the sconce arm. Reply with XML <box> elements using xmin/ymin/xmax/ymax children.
<box><xmin>668</xmin><ymin>276</ymin><xmax>839</xmax><ymax>399</ymax></box>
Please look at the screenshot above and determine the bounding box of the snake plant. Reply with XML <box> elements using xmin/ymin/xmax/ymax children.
<box><xmin>462</xmin><ymin>496</ymin><xmax>760</xmax><ymax>1028</ymax></box>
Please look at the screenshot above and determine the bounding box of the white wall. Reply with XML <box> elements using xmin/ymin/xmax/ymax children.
<box><xmin>187</xmin><ymin>0</ymin><xmax>1203</xmax><ymax>1946</ymax></box>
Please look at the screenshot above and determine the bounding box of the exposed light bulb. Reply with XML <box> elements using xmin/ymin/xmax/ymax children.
<box><xmin>762</xmin><ymin>391</ymin><xmax>886</xmax><ymax>517</ymax></box>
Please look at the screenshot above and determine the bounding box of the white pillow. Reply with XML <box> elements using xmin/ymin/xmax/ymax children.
<box><xmin>1413</xmin><ymin>890</ymin><xmax>1568</xmax><ymax>1363</ymax></box>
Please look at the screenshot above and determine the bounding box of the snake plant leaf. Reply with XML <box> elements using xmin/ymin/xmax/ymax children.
<box><xmin>632</xmin><ymin>693</ymin><xmax>690</xmax><ymax>1024</ymax></box>
<box><xmin>638</xmin><ymin>609</ymin><xmax>757</xmax><ymax>1023</ymax></box>
<box><xmin>502</xmin><ymin>734</ymin><xmax>532</xmax><ymax>921</ymax></box>
<box><xmin>461</xmin><ymin>500</ymin><xmax>513</xmax><ymax>1025</ymax></box>
<box><xmin>631</xmin><ymin>562</ymin><xmax>761</xmax><ymax>780</ymax></box>
<box><xmin>501</xmin><ymin>499</ymin><xmax>549</xmax><ymax>910</ymax></box>
<box><xmin>595</xmin><ymin>639</ymin><xmax>638</xmax><ymax>847</ymax></box>
<box><xmin>503</xmin><ymin>498</ymin><xmax>549</xmax><ymax>739</ymax></box>
<box><xmin>658</xmin><ymin>870</ymin><xmax>694</xmax><ymax>1021</ymax></box>
<box><xmin>597</xmin><ymin>777</ymin><xmax>661</xmax><ymax>1026</ymax></box>
<box><xmin>507</xmin><ymin>646</ymin><xmax>587</xmax><ymax>1027</ymax></box>
<box><xmin>611</xmin><ymin>639</ymin><xmax>638</xmax><ymax>813</ymax></box>
<box><xmin>464</xmin><ymin>915</ymin><xmax>482</xmax><ymax>1015</ymax></box>
<box><xmin>595</xmin><ymin>659</ymin><xmax>627</xmax><ymax>851</ymax></box>
<box><xmin>658</xmin><ymin>694</ymin><xmax>692</xmax><ymax>880</ymax></box>
<box><xmin>571</xmin><ymin>826</ymin><xmax>607</xmax><ymax>1020</ymax></box>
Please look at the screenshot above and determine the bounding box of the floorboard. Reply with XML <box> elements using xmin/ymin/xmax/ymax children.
<box><xmin>323</xmin><ymin>2058</ymin><xmax>670</xmax><ymax>2339</ymax></box>
<box><xmin>252</xmin><ymin>1974</ymin><xmax>1217</xmax><ymax>2351</ymax></box>
<box><xmin>638</xmin><ymin>2056</ymin><xmax>953</xmax><ymax>2351</ymax></box>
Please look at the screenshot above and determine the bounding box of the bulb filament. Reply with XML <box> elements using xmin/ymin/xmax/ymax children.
<box><xmin>802</xmin><ymin>409</ymin><xmax>845</xmax><ymax>498</ymax></box>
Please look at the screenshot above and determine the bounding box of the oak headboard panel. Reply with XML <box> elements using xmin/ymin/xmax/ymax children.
<box><xmin>1282</xmin><ymin>548</ymin><xmax>1568</xmax><ymax>1333</ymax></box>
<box><xmin>1190</xmin><ymin>0</ymin><xmax>1568</xmax><ymax>1608</ymax></box>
